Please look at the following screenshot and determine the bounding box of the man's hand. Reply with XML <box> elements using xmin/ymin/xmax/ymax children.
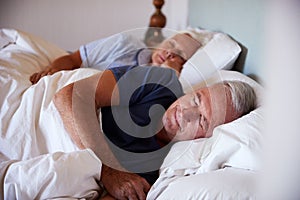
<box><xmin>101</xmin><ymin>165</ymin><xmax>151</xmax><ymax>200</ymax></box>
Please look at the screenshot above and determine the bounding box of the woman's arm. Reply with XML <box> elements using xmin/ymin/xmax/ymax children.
<box><xmin>53</xmin><ymin>70</ymin><xmax>150</xmax><ymax>200</ymax></box>
<box><xmin>30</xmin><ymin>50</ymin><xmax>82</xmax><ymax>84</ymax></box>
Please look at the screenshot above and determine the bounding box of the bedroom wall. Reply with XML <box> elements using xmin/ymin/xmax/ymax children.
<box><xmin>188</xmin><ymin>0</ymin><xmax>266</xmax><ymax>82</ymax></box>
<box><xmin>262</xmin><ymin>0</ymin><xmax>300</xmax><ymax>198</ymax></box>
<box><xmin>0</xmin><ymin>0</ymin><xmax>188</xmax><ymax>51</ymax></box>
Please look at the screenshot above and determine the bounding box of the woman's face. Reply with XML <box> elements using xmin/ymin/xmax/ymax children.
<box><xmin>162</xmin><ymin>83</ymin><xmax>235</xmax><ymax>141</ymax></box>
<box><xmin>151</xmin><ymin>36</ymin><xmax>186</xmax><ymax>66</ymax></box>
<box><xmin>151</xmin><ymin>33</ymin><xmax>201</xmax><ymax>69</ymax></box>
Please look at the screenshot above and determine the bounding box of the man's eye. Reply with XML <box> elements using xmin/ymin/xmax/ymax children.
<box><xmin>199</xmin><ymin>115</ymin><xmax>203</xmax><ymax>128</ymax></box>
<box><xmin>194</xmin><ymin>93</ymin><xmax>202</xmax><ymax>106</ymax></box>
<box><xmin>193</xmin><ymin>95</ymin><xmax>199</xmax><ymax>105</ymax></box>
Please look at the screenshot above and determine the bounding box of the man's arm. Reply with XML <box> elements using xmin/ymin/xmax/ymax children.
<box><xmin>30</xmin><ymin>50</ymin><xmax>82</xmax><ymax>84</ymax></box>
<box><xmin>53</xmin><ymin>70</ymin><xmax>150</xmax><ymax>200</ymax></box>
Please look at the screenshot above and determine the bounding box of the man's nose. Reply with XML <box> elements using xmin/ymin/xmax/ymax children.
<box><xmin>182</xmin><ymin>107</ymin><xmax>200</xmax><ymax>122</ymax></box>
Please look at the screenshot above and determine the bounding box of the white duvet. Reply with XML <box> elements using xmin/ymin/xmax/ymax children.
<box><xmin>0</xmin><ymin>29</ymin><xmax>264</xmax><ymax>200</ymax></box>
<box><xmin>0</xmin><ymin>29</ymin><xmax>103</xmax><ymax>199</ymax></box>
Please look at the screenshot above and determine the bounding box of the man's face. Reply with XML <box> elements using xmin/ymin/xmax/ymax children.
<box><xmin>151</xmin><ymin>33</ymin><xmax>200</xmax><ymax>67</ymax></box>
<box><xmin>162</xmin><ymin>83</ymin><xmax>236</xmax><ymax>141</ymax></box>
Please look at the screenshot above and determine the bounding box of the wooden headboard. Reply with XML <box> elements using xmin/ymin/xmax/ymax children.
<box><xmin>188</xmin><ymin>0</ymin><xmax>265</xmax><ymax>82</ymax></box>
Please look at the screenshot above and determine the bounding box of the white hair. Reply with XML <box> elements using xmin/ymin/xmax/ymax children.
<box><xmin>223</xmin><ymin>80</ymin><xmax>257</xmax><ymax>115</ymax></box>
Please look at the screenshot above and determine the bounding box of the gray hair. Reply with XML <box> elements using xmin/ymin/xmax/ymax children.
<box><xmin>223</xmin><ymin>80</ymin><xmax>257</xmax><ymax>116</ymax></box>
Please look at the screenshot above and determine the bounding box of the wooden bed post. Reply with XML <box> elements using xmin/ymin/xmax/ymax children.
<box><xmin>144</xmin><ymin>0</ymin><xmax>166</xmax><ymax>46</ymax></box>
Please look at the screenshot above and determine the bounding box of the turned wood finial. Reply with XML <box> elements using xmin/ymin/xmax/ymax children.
<box><xmin>149</xmin><ymin>0</ymin><xmax>166</xmax><ymax>28</ymax></box>
<box><xmin>145</xmin><ymin>0</ymin><xmax>166</xmax><ymax>46</ymax></box>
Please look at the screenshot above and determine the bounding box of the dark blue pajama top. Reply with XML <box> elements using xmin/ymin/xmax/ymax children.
<box><xmin>101</xmin><ymin>65</ymin><xmax>184</xmax><ymax>184</ymax></box>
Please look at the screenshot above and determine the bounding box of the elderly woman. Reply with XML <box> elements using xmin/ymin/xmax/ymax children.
<box><xmin>29</xmin><ymin>32</ymin><xmax>201</xmax><ymax>84</ymax></box>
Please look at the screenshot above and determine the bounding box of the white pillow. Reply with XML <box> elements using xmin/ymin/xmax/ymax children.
<box><xmin>160</xmin><ymin>70</ymin><xmax>264</xmax><ymax>173</ymax></box>
<box><xmin>179</xmin><ymin>28</ymin><xmax>241</xmax><ymax>92</ymax></box>
<box><xmin>150</xmin><ymin>168</ymin><xmax>258</xmax><ymax>200</ymax></box>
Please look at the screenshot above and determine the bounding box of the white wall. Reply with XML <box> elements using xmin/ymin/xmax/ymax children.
<box><xmin>188</xmin><ymin>0</ymin><xmax>265</xmax><ymax>82</ymax></box>
<box><xmin>260</xmin><ymin>0</ymin><xmax>300</xmax><ymax>199</ymax></box>
<box><xmin>0</xmin><ymin>0</ymin><xmax>188</xmax><ymax>51</ymax></box>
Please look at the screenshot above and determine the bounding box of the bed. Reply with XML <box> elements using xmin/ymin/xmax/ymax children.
<box><xmin>0</xmin><ymin>28</ymin><xmax>263</xmax><ymax>199</ymax></box>
<box><xmin>0</xmin><ymin>1</ymin><xmax>264</xmax><ymax>199</ymax></box>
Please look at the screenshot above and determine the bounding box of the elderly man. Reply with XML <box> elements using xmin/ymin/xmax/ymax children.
<box><xmin>53</xmin><ymin>63</ymin><xmax>256</xmax><ymax>199</ymax></box>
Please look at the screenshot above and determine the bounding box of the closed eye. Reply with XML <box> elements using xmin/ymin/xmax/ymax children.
<box><xmin>195</xmin><ymin>92</ymin><xmax>201</xmax><ymax>106</ymax></box>
<box><xmin>195</xmin><ymin>92</ymin><xmax>209</xmax><ymax>132</ymax></box>
<box><xmin>193</xmin><ymin>95</ymin><xmax>199</xmax><ymax>106</ymax></box>
<box><xmin>199</xmin><ymin>114</ymin><xmax>204</xmax><ymax>129</ymax></box>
